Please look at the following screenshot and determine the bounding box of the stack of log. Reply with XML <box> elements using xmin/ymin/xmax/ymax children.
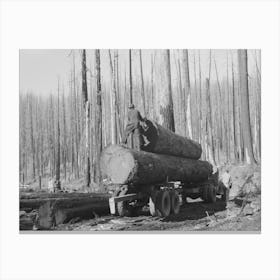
<box><xmin>101</xmin><ymin>119</ymin><xmax>213</xmax><ymax>186</ymax></box>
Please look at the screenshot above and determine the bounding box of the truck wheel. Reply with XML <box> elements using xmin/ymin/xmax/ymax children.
<box><xmin>171</xmin><ymin>191</ymin><xmax>180</xmax><ymax>215</ymax></box>
<box><xmin>207</xmin><ymin>185</ymin><xmax>217</xmax><ymax>203</ymax></box>
<box><xmin>117</xmin><ymin>188</ymin><xmax>132</xmax><ymax>217</ymax></box>
<box><xmin>157</xmin><ymin>190</ymin><xmax>171</xmax><ymax>217</ymax></box>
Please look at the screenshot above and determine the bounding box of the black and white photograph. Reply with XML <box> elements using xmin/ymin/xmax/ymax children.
<box><xmin>2</xmin><ymin>1</ymin><xmax>280</xmax><ymax>279</ymax></box>
<box><xmin>19</xmin><ymin>49</ymin><xmax>261</xmax><ymax>232</ymax></box>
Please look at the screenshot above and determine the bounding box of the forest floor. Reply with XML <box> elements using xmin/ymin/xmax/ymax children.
<box><xmin>52</xmin><ymin>163</ymin><xmax>261</xmax><ymax>232</ymax></box>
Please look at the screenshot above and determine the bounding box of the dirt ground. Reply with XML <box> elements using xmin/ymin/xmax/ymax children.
<box><xmin>52</xmin><ymin>164</ymin><xmax>261</xmax><ymax>232</ymax></box>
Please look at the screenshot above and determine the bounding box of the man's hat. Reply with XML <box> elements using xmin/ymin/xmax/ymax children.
<box><xmin>128</xmin><ymin>103</ymin><xmax>135</xmax><ymax>109</ymax></box>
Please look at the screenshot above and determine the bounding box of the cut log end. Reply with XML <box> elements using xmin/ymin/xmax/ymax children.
<box><xmin>108</xmin><ymin>148</ymin><xmax>135</xmax><ymax>184</ymax></box>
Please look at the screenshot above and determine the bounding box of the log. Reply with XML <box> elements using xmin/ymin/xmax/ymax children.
<box><xmin>37</xmin><ymin>193</ymin><xmax>110</xmax><ymax>229</ymax></box>
<box><xmin>20</xmin><ymin>192</ymin><xmax>109</xmax><ymax>211</ymax></box>
<box><xmin>101</xmin><ymin>145</ymin><xmax>212</xmax><ymax>186</ymax></box>
<box><xmin>142</xmin><ymin>120</ymin><xmax>202</xmax><ymax>159</ymax></box>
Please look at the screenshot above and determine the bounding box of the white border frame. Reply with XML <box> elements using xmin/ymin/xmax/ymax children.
<box><xmin>1</xmin><ymin>1</ymin><xmax>280</xmax><ymax>279</ymax></box>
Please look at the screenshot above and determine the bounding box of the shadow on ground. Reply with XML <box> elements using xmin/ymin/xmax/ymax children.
<box><xmin>163</xmin><ymin>200</ymin><xmax>227</xmax><ymax>222</ymax></box>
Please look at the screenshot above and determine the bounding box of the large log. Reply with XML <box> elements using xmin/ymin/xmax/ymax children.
<box><xmin>141</xmin><ymin>120</ymin><xmax>202</xmax><ymax>159</ymax></box>
<box><xmin>20</xmin><ymin>192</ymin><xmax>109</xmax><ymax>211</ymax></box>
<box><xmin>38</xmin><ymin>195</ymin><xmax>110</xmax><ymax>229</ymax></box>
<box><xmin>101</xmin><ymin>145</ymin><xmax>212</xmax><ymax>186</ymax></box>
<box><xmin>19</xmin><ymin>192</ymin><xmax>110</xmax><ymax>229</ymax></box>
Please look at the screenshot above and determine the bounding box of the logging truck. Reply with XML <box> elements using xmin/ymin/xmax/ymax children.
<box><xmin>101</xmin><ymin>120</ymin><xmax>229</xmax><ymax>217</ymax></box>
<box><xmin>101</xmin><ymin>144</ymin><xmax>229</xmax><ymax>217</ymax></box>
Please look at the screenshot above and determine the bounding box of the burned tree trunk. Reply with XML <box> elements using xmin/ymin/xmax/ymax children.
<box><xmin>29</xmin><ymin>95</ymin><xmax>36</xmax><ymax>180</ymax></box>
<box><xmin>129</xmin><ymin>49</ymin><xmax>133</xmax><ymax>104</ymax></box>
<box><xmin>101</xmin><ymin>145</ymin><xmax>212</xmax><ymax>186</ymax></box>
<box><xmin>238</xmin><ymin>49</ymin><xmax>256</xmax><ymax>164</ymax></box>
<box><xmin>155</xmin><ymin>50</ymin><xmax>175</xmax><ymax>132</ymax></box>
<box><xmin>181</xmin><ymin>50</ymin><xmax>193</xmax><ymax>138</ymax></box>
<box><xmin>95</xmin><ymin>49</ymin><xmax>102</xmax><ymax>184</ymax></box>
<box><xmin>82</xmin><ymin>49</ymin><xmax>91</xmax><ymax>187</ymax></box>
<box><xmin>55</xmin><ymin>81</ymin><xmax>61</xmax><ymax>190</ymax></box>
<box><xmin>108</xmin><ymin>50</ymin><xmax>117</xmax><ymax>145</ymax></box>
<box><xmin>139</xmin><ymin>49</ymin><xmax>146</xmax><ymax>116</ymax></box>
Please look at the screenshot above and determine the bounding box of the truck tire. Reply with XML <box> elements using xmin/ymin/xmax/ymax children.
<box><xmin>171</xmin><ymin>191</ymin><xmax>180</xmax><ymax>215</ymax></box>
<box><xmin>157</xmin><ymin>190</ymin><xmax>171</xmax><ymax>217</ymax></box>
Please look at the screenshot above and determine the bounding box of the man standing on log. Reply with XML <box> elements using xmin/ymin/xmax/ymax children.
<box><xmin>122</xmin><ymin>104</ymin><xmax>145</xmax><ymax>151</ymax></box>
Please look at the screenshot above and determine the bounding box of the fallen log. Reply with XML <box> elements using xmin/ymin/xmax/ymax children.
<box><xmin>20</xmin><ymin>192</ymin><xmax>108</xmax><ymax>212</ymax></box>
<box><xmin>37</xmin><ymin>193</ymin><xmax>110</xmax><ymax>229</ymax></box>
<box><xmin>142</xmin><ymin>120</ymin><xmax>202</xmax><ymax>159</ymax></box>
<box><xmin>101</xmin><ymin>145</ymin><xmax>213</xmax><ymax>186</ymax></box>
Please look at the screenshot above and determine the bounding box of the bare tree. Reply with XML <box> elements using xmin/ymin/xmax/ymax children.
<box><xmin>155</xmin><ymin>50</ymin><xmax>175</xmax><ymax>132</ymax></box>
<box><xmin>108</xmin><ymin>50</ymin><xmax>117</xmax><ymax>145</ymax></box>
<box><xmin>129</xmin><ymin>49</ymin><xmax>133</xmax><ymax>104</ymax></box>
<box><xmin>62</xmin><ymin>88</ymin><xmax>67</xmax><ymax>180</ymax></box>
<box><xmin>28</xmin><ymin>94</ymin><xmax>36</xmax><ymax>180</ymax></box>
<box><xmin>181</xmin><ymin>50</ymin><xmax>192</xmax><ymax>138</ymax></box>
<box><xmin>95</xmin><ymin>49</ymin><xmax>102</xmax><ymax>184</ymax></box>
<box><xmin>238</xmin><ymin>49</ymin><xmax>256</xmax><ymax>164</ymax></box>
<box><xmin>139</xmin><ymin>49</ymin><xmax>146</xmax><ymax>116</ymax></box>
<box><xmin>205</xmin><ymin>50</ymin><xmax>216</xmax><ymax>166</ymax></box>
<box><xmin>55</xmin><ymin>80</ymin><xmax>61</xmax><ymax>190</ymax></box>
<box><xmin>82</xmin><ymin>49</ymin><xmax>91</xmax><ymax>187</ymax></box>
<box><xmin>72</xmin><ymin>51</ymin><xmax>79</xmax><ymax>179</ymax></box>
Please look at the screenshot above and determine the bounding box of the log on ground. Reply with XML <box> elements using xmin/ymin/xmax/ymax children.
<box><xmin>37</xmin><ymin>194</ymin><xmax>110</xmax><ymax>229</ymax></box>
<box><xmin>142</xmin><ymin>120</ymin><xmax>202</xmax><ymax>159</ymax></box>
<box><xmin>101</xmin><ymin>145</ymin><xmax>212</xmax><ymax>185</ymax></box>
<box><xmin>20</xmin><ymin>192</ymin><xmax>109</xmax><ymax>212</ymax></box>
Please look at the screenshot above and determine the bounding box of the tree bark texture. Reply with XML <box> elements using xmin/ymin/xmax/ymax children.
<box><xmin>95</xmin><ymin>50</ymin><xmax>102</xmax><ymax>184</ymax></box>
<box><xmin>20</xmin><ymin>192</ymin><xmax>110</xmax><ymax>229</ymax></box>
<box><xmin>181</xmin><ymin>50</ymin><xmax>193</xmax><ymax>138</ymax></box>
<box><xmin>82</xmin><ymin>49</ymin><xmax>91</xmax><ymax>186</ymax></box>
<box><xmin>142</xmin><ymin>119</ymin><xmax>202</xmax><ymax>159</ymax></box>
<box><xmin>37</xmin><ymin>194</ymin><xmax>109</xmax><ymax>229</ymax></box>
<box><xmin>155</xmin><ymin>50</ymin><xmax>175</xmax><ymax>132</ymax></box>
<box><xmin>237</xmin><ymin>50</ymin><xmax>256</xmax><ymax>164</ymax></box>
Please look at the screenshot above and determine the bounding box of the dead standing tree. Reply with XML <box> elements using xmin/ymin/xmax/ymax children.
<box><xmin>181</xmin><ymin>50</ymin><xmax>193</xmax><ymax>138</ymax></box>
<box><xmin>139</xmin><ymin>49</ymin><xmax>147</xmax><ymax>116</ymax></box>
<box><xmin>108</xmin><ymin>50</ymin><xmax>117</xmax><ymax>145</ymax></box>
<box><xmin>28</xmin><ymin>94</ymin><xmax>36</xmax><ymax>180</ymax></box>
<box><xmin>155</xmin><ymin>50</ymin><xmax>175</xmax><ymax>132</ymax></box>
<box><xmin>72</xmin><ymin>51</ymin><xmax>79</xmax><ymax>179</ymax></box>
<box><xmin>55</xmin><ymin>80</ymin><xmax>61</xmax><ymax>190</ymax></box>
<box><xmin>205</xmin><ymin>50</ymin><xmax>216</xmax><ymax>166</ymax></box>
<box><xmin>128</xmin><ymin>49</ymin><xmax>134</xmax><ymax>147</ymax></box>
<box><xmin>238</xmin><ymin>49</ymin><xmax>256</xmax><ymax>164</ymax></box>
<box><xmin>95</xmin><ymin>49</ymin><xmax>102</xmax><ymax>184</ymax></box>
<box><xmin>82</xmin><ymin>49</ymin><xmax>91</xmax><ymax>188</ymax></box>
